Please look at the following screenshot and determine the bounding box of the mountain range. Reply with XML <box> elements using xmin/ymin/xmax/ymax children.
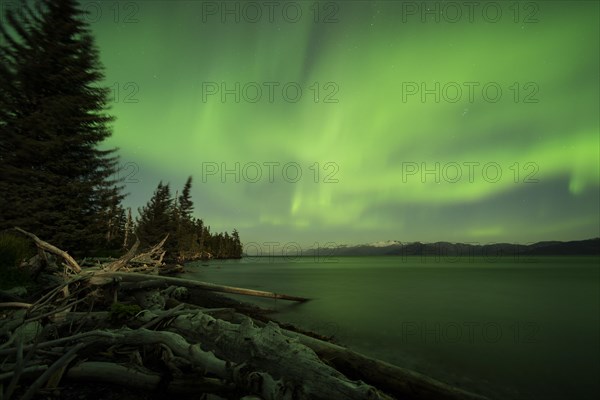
<box><xmin>304</xmin><ymin>238</ymin><xmax>600</xmax><ymax>257</ymax></box>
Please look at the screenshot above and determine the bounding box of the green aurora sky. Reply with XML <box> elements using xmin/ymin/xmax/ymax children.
<box><xmin>78</xmin><ymin>0</ymin><xmax>598</xmax><ymax>247</ymax></box>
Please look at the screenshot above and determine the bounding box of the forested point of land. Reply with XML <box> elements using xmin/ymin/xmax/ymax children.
<box><xmin>0</xmin><ymin>0</ymin><xmax>241</xmax><ymax>261</ymax></box>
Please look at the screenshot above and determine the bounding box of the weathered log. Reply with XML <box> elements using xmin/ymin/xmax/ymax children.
<box><xmin>0</xmin><ymin>330</ymin><xmax>113</xmax><ymax>357</ymax></box>
<box><xmin>66</xmin><ymin>361</ymin><xmax>235</xmax><ymax>395</ymax></box>
<box><xmin>67</xmin><ymin>361</ymin><xmax>162</xmax><ymax>389</ymax></box>
<box><xmin>97</xmin><ymin>235</ymin><xmax>171</xmax><ymax>274</ymax></box>
<box><xmin>0</xmin><ymin>364</ymin><xmax>48</xmax><ymax>380</ymax></box>
<box><xmin>13</xmin><ymin>227</ymin><xmax>82</xmax><ymax>274</ymax></box>
<box><xmin>163</xmin><ymin>310</ymin><xmax>389</xmax><ymax>400</ymax></box>
<box><xmin>0</xmin><ymin>302</ymin><xmax>32</xmax><ymax>309</ymax></box>
<box><xmin>302</xmin><ymin>339</ymin><xmax>491</xmax><ymax>400</ymax></box>
<box><xmin>104</xmin><ymin>239</ymin><xmax>140</xmax><ymax>271</ymax></box>
<box><xmin>218</xmin><ymin>311</ymin><xmax>491</xmax><ymax>400</ymax></box>
<box><xmin>87</xmin><ymin>327</ymin><xmax>230</xmax><ymax>378</ymax></box>
<box><xmin>21</xmin><ymin>342</ymin><xmax>88</xmax><ymax>400</ymax></box>
<box><xmin>0</xmin><ymin>326</ymin><xmax>231</xmax><ymax>398</ymax></box>
<box><xmin>88</xmin><ymin>271</ymin><xmax>310</xmax><ymax>302</ymax></box>
<box><xmin>129</xmin><ymin>235</ymin><xmax>168</xmax><ymax>266</ymax></box>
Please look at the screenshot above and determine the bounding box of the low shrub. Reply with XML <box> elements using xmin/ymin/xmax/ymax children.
<box><xmin>0</xmin><ymin>231</ymin><xmax>36</xmax><ymax>289</ymax></box>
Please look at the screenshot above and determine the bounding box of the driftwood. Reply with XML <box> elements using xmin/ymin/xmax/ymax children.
<box><xmin>89</xmin><ymin>271</ymin><xmax>310</xmax><ymax>302</ymax></box>
<box><xmin>129</xmin><ymin>234</ymin><xmax>168</xmax><ymax>267</ymax></box>
<box><xmin>104</xmin><ymin>238</ymin><xmax>140</xmax><ymax>271</ymax></box>
<box><xmin>162</xmin><ymin>310</ymin><xmax>388</xmax><ymax>400</ymax></box>
<box><xmin>0</xmin><ymin>302</ymin><xmax>32</xmax><ymax>309</ymax></box>
<box><xmin>0</xmin><ymin>229</ymin><xmax>493</xmax><ymax>400</ymax></box>
<box><xmin>13</xmin><ymin>227</ymin><xmax>82</xmax><ymax>274</ymax></box>
<box><xmin>194</xmin><ymin>309</ymin><xmax>490</xmax><ymax>400</ymax></box>
<box><xmin>66</xmin><ymin>361</ymin><xmax>235</xmax><ymax>394</ymax></box>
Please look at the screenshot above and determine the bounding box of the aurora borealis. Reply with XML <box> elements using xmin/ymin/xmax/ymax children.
<box><xmin>51</xmin><ymin>1</ymin><xmax>600</xmax><ymax>247</ymax></box>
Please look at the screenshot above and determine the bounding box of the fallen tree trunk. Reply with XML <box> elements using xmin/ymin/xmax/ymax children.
<box><xmin>67</xmin><ymin>361</ymin><xmax>162</xmax><ymax>390</ymax></box>
<box><xmin>66</xmin><ymin>362</ymin><xmax>235</xmax><ymax>395</ymax></box>
<box><xmin>160</xmin><ymin>311</ymin><xmax>390</xmax><ymax>400</ymax></box>
<box><xmin>14</xmin><ymin>227</ymin><xmax>82</xmax><ymax>274</ymax></box>
<box><xmin>88</xmin><ymin>271</ymin><xmax>310</xmax><ymax>302</ymax></box>
<box><xmin>128</xmin><ymin>235</ymin><xmax>168</xmax><ymax>267</ymax></box>
<box><xmin>0</xmin><ymin>302</ymin><xmax>33</xmax><ymax>309</ymax></box>
<box><xmin>65</xmin><ymin>327</ymin><xmax>230</xmax><ymax>379</ymax></box>
<box><xmin>297</xmin><ymin>337</ymin><xmax>490</xmax><ymax>400</ymax></box>
<box><xmin>199</xmin><ymin>310</ymin><xmax>492</xmax><ymax>400</ymax></box>
<box><xmin>104</xmin><ymin>239</ymin><xmax>140</xmax><ymax>271</ymax></box>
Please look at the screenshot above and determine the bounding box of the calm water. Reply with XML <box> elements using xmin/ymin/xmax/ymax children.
<box><xmin>184</xmin><ymin>256</ymin><xmax>600</xmax><ymax>400</ymax></box>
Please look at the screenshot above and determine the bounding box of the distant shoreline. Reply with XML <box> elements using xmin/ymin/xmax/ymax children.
<box><xmin>239</xmin><ymin>238</ymin><xmax>600</xmax><ymax>258</ymax></box>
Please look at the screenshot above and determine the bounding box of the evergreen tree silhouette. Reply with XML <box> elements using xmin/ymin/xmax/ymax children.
<box><xmin>0</xmin><ymin>0</ymin><xmax>123</xmax><ymax>255</ymax></box>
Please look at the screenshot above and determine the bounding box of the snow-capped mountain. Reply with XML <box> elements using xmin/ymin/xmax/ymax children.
<box><xmin>367</xmin><ymin>240</ymin><xmax>403</xmax><ymax>248</ymax></box>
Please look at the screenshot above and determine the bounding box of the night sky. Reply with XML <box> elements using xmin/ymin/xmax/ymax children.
<box><xmin>78</xmin><ymin>0</ymin><xmax>598</xmax><ymax>247</ymax></box>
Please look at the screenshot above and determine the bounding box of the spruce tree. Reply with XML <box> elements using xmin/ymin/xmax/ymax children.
<box><xmin>174</xmin><ymin>176</ymin><xmax>194</xmax><ymax>257</ymax></box>
<box><xmin>134</xmin><ymin>177</ymin><xmax>242</xmax><ymax>260</ymax></box>
<box><xmin>193</xmin><ymin>218</ymin><xmax>205</xmax><ymax>254</ymax></box>
<box><xmin>0</xmin><ymin>0</ymin><xmax>123</xmax><ymax>255</ymax></box>
<box><xmin>178</xmin><ymin>176</ymin><xmax>194</xmax><ymax>221</ymax></box>
<box><xmin>136</xmin><ymin>182</ymin><xmax>173</xmax><ymax>249</ymax></box>
<box><xmin>231</xmin><ymin>229</ymin><xmax>242</xmax><ymax>258</ymax></box>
